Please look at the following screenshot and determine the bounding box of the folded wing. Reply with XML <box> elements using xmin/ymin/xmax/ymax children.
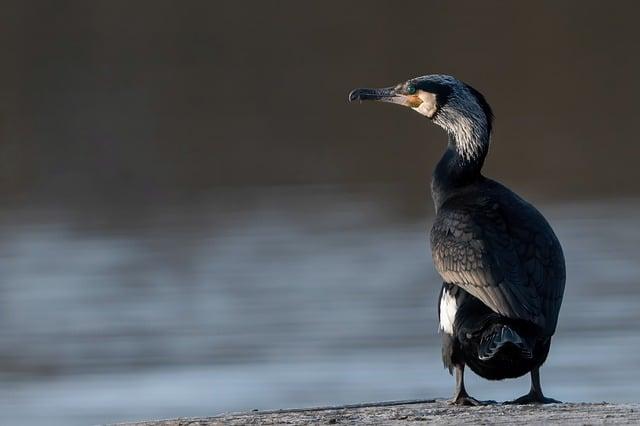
<box><xmin>431</xmin><ymin>199</ymin><xmax>565</xmax><ymax>335</ymax></box>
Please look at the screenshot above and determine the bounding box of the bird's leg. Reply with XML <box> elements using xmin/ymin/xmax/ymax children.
<box><xmin>449</xmin><ymin>364</ymin><xmax>494</xmax><ymax>406</ymax></box>
<box><xmin>505</xmin><ymin>368</ymin><xmax>561</xmax><ymax>404</ymax></box>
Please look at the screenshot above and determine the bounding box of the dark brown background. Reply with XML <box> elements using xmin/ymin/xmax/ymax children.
<box><xmin>1</xmin><ymin>1</ymin><xmax>639</xmax><ymax>208</ymax></box>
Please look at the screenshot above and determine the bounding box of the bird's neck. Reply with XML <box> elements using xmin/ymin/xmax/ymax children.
<box><xmin>431</xmin><ymin>132</ymin><xmax>489</xmax><ymax>210</ymax></box>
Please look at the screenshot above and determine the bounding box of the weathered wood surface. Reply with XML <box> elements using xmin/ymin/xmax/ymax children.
<box><xmin>120</xmin><ymin>399</ymin><xmax>640</xmax><ymax>425</ymax></box>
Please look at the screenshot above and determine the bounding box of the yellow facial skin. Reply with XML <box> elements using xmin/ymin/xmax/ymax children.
<box><xmin>406</xmin><ymin>95</ymin><xmax>423</xmax><ymax>108</ymax></box>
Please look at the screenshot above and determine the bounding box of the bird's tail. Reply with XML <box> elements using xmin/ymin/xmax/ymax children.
<box><xmin>478</xmin><ymin>324</ymin><xmax>532</xmax><ymax>361</ymax></box>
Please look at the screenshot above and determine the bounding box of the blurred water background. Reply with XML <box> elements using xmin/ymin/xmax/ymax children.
<box><xmin>2</xmin><ymin>1</ymin><xmax>640</xmax><ymax>425</ymax></box>
<box><xmin>2</xmin><ymin>189</ymin><xmax>640</xmax><ymax>425</ymax></box>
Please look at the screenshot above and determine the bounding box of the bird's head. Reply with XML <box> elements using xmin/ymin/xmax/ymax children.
<box><xmin>349</xmin><ymin>74</ymin><xmax>493</xmax><ymax>161</ymax></box>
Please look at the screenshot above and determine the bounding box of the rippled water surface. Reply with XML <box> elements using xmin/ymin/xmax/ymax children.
<box><xmin>1</xmin><ymin>189</ymin><xmax>639</xmax><ymax>425</ymax></box>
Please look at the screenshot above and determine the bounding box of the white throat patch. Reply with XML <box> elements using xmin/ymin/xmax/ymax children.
<box><xmin>411</xmin><ymin>90</ymin><xmax>438</xmax><ymax>118</ymax></box>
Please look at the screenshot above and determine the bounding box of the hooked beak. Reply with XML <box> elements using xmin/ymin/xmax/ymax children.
<box><xmin>349</xmin><ymin>86</ymin><xmax>397</xmax><ymax>102</ymax></box>
<box><xmin>348</xmin><ymin>86</ymin><xmax>422</xmax><ymax>108</ymax></box>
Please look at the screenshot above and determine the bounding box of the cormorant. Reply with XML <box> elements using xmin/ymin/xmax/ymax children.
<box><xmin>348</xmin><ymin>74</ymin><xmax>565</xmax><ymax>405</ymax></box>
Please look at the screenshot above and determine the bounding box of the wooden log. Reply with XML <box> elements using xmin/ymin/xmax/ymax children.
<box><xmin>119</xmin><ymin>399</ymin><xmax>640</xmax><ymax>425</ymax></box>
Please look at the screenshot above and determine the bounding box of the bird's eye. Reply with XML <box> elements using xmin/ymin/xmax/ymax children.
<box><xmin>406</xmin><ymin>84</ymin><xmax>416</xmax><ymax>95</ymax></box>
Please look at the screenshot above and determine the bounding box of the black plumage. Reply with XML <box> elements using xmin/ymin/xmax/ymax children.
<box><xmin>438</xmin><ymin>283</ymin><xmax>552</xmax><ymax>381</ymax></box>
<box><xmin>349</xmin><ymin>74</ymin><xmax>566</xmax><ymax>405</ymax></box>
<box><xmin>431</xmin><ymin>178</ymin><xmax>565</xmax><ymax>336</ymax></box>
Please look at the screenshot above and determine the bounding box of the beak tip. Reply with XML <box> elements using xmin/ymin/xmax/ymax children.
<box><xmin>348</xmin><ymin>89</ymin><xmax>361</xmax><ymax>103</ymax></box>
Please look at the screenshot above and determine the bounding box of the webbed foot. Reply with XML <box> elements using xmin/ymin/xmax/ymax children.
<box><xmin>450</xmin><ymin>395</ymin><xmax>497</xmax><ymax>406</ymax></box>
<box><xmin>505</xmin><ymin>392</ymin><xmax>561</xmax><ymax>405</ymax></box>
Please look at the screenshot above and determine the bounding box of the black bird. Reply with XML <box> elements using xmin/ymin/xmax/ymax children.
<box><xmin>349</xmin><ymin>74</ymin><xmax>565</xmax><ymax>405</ymax></box>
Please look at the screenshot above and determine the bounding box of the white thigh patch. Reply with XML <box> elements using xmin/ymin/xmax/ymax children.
<box><xmin>439</xmin><ymin>287</ymin><xmax>458</xmax><ymax>335</ymax></box>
